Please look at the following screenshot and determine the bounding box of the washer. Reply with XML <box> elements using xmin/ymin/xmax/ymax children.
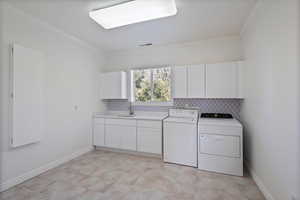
<box><xmin>198</xmin><ymin>117</ymin><xmax>243</xmax><ymax>176</ymax></box>
<box><xmin>163</xmin><ymin>108</ymin><xmax>198</xmax><ymax>167</ymax></box>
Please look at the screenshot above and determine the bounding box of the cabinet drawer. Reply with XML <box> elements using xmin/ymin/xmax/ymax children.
<box><xmin>137</xmin><ymin>120</ymin><xmax>162</xmax><ymax>129</ymax></box>
<box><xmin>94</xmin><ymin>118</ymin><xmax>105</xmax><ymax>124</ymax></box>
<box><xmin>199</xmin><ymin>134</ymin><xmax>240</xmax><ymax>158</ymax></box>
<box><xmin>105</xmin><ymin>118</ymin><xmax>136</xmax><ymax>126</ymax></box>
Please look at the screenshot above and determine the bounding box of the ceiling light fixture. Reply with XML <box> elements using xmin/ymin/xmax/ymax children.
<box><xmin>89</xmin><ymin>0</ymin><xmax>177</xmax><ymax>29</ymax></box>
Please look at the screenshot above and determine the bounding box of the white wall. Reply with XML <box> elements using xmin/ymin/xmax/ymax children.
<box><xmin>241</xmin><ymin>0</ymin><xmax>300</xmax><ymax>200</ymax></box>
<box><xmin>104</xmin><ymin>35</ymin><xmax>242</xmax><ymax>71</ymax></box>
<box><xmin>0</xmin><ymin>2</ymin><xmax>105</xmax><ymax>189</ymax></box>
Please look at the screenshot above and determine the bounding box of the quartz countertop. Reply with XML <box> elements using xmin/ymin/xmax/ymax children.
<box><xmin>93</xmin><ymin>111</ymin><xmax>168</xmax><ymax>121</ymax></box>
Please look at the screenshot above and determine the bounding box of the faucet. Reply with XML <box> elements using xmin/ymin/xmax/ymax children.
<box><xmin>129</xmin><ymin>101</ymin><xmax>134</xmax><ymax>115</ymax></box>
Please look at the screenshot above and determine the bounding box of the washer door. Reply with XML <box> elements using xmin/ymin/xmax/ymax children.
<box><xmin>163</xmin><ymin>122</ymin><xmax>197</xmax><ymax>167</ymax></box>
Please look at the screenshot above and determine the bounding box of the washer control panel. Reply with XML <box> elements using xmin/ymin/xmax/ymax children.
<box><xmin>168</xmin><ymin>108</ymin><xmax>198</xmax><ymax>119</ymax></box>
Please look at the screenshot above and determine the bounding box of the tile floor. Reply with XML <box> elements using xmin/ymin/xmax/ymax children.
<box><xmin>0</xmin><ymin>150</ymin><xmax>265</xmax><ymax>200</ymax></box>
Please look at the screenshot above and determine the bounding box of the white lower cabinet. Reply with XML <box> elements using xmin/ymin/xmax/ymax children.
<box><xmin>93</xmin><ymin>118</ymin><xmax>105</xmax><ymax>146</ymax></box>
<box><xmin>105</xmin><ymin>125</ymin><xmax>121</xmax><ymax>149</ymax></box>
<box><xmin>120</xmin><ymin>126</ymin><xmax>137</xmax><ymax>151</ymax></box>
<box><xmin>137</xmin><ymin>127</ymin><xmax>162</xmax><ymax>154</ymax></box>
<box><xmin>105</xmin><ymin>125</ymin><xmax>137</xmax><ymax>151</ymax></box>
<box><xmin>93</xmin><ymin>117</ymin><xmax>162</xmax><ymax>155</ymax></box>
<box><xmin>93</xmin><ymin>124</ymin><xmax>105</xmax><ymax>146</ymax></box>
<box><xmin>137</xmin><ymin>120</ymin><xmax>162</xmax><ymax>154</ymax></box>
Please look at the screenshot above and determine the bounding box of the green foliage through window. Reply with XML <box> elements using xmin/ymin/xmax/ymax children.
<box><xmin>132</xmin><ymin>67</ymin><xmax>171</xmax><ymax>102</ymax></box>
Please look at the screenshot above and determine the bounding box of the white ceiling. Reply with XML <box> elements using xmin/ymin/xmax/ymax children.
<box><xmin>7</xmin><ymin>0</ymin><xmax>257</xmax><ymax>52</ymax></box>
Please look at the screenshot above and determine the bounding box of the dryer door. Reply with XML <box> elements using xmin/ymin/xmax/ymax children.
<box><xmin>199</xmin><ymin>134</ymin><xmax>240</xmax><ymax>158</ymax></box>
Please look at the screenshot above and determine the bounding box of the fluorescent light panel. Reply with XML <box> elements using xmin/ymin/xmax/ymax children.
<box><xmin>89</xmin><ymin>0</ymin><xmax>177</xmax><ymax>29</ymax></box>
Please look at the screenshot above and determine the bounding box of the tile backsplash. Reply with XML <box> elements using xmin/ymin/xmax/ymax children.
<box><xmin>104</xmin><ymin>100</ymin><xmax>171</xmax><ymax>112</ymax></box>
<box><xmin>174</xmin><ymin>99</ymin><xmax>242</xmax><ymax>120</ymax></box>
<box><xmin>104</xmin><ymin>99</ymin><xmax>242</xmax><ymax>120</ymax></box>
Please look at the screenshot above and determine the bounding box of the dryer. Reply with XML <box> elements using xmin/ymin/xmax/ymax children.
<box><xmin>198</xmin><ymin>115</ymin><xmax>243</xmax><ymax>176</ymax></box>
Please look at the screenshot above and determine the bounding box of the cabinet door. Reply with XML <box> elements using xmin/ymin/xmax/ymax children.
<box><xmin>93</xmin><ymin>123</ymin><xmax>105</xmax><ymax>146</ymax></box>
<box><xmin>188</xmin><ymin>65</ymin><xmax>205</xmax><ymax>98</ymax></box>
<box><xmin>105</xmin><ymin>125</ymin><xmax>121</xmax><ymax>148</ymax></box>
<box><xmin>100</xmin><ymin>72</ymin><xmax>118</xmax><ymax>99</ymax></box>
<box><xmin>172</xmin><ymin>66</ymin><xmax>187</xmax><ymax>98</ymax></box>
<box><xmin>137</xmin><ymin>127</ymin><xmax>162</xmax><ymax>154</ymax></box>
<box><xmin>237</xmin><ymin>61</ymin><xmax>244</xmax><ymax>98</ymax></box>
<box><xmin>100</xmin><ymin>72</ymin><xmax>127</xmax><ymax>99</ymax></box>
<box><xmin>120</xmin><ymin>126</ymin><xmax>137</xmax><ymax>151</ymax></box>
<box><xmin>206</xmin><ymin>62</ymin><xmax>238</xmax><ymax>98</ymax></box>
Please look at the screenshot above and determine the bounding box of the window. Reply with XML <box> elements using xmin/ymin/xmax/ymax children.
<box><xmin>131</xmin><ymin>67</ymin><xmax>171</xmax><ymax>103</ymax></box>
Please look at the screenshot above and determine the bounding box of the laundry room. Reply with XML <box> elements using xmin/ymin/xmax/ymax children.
<box><xmin>0</xmin><ymin>1</ymin><xmax>299</xmax><ymax>200</ymax></box>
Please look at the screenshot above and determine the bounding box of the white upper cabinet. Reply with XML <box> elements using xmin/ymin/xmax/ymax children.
<box><xmin>172</xmin><ymin>62</ymin><xmax>243</xmax><ymax>99</ymax></box>
<box><xmin>237</xmin><ymin>61</ymin><xmax>244</xmax><ymax>98</ymax></box>
<box><xmin>206</xmin><ymin>62</ymin><xmax>239</xmax><ymax>98</ymax></box>
<box><xmin>100</xmin><ymin>71</ymin><xmax>127</xmax><ymax>99</ymax></box>
<box><xmin>188</xmin><ymin>65</ymin><xmax>206</xmax><ymax>98</ymax></box>
<box><xmin>172</xmin><ymin>65</ymin><xmax>205</xmax><ymax>98</ymax></box>
<box><xmin>172</xmin><ymin>66</ymin><xmax>187</xmax><ymax>98</ymax></box>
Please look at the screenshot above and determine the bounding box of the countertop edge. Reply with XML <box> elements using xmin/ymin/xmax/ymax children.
<box><xmin>93</xmin><ymin>114</ymin><xmax>168</xmax><ymax>121</ymax></box>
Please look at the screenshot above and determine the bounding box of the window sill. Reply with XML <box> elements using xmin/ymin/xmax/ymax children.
<box><xmin>133</xmin><ymin>101</ymin><xmax>173</xmax><ymax>107</ymax></box>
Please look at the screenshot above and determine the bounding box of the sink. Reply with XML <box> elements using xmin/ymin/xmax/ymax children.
<box><xmin>117</xmin><ymin>114</ymin><xmax>136</xmax><ymax>118</ymax></box>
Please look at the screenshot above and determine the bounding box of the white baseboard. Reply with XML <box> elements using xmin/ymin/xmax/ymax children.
<box><xmin>0</xmin><ymin>146</ymin><xmax>93</xmax><ymax>192</ymax></box>
<box><xmin>244</xmin><ymin>161</ymin><xmax>275</xmax><ymax>200</ymax></box>
<box><xmin>95</xmin><ymin>146</ymin><xmax>162</xmax><ymax>159</ymax></box>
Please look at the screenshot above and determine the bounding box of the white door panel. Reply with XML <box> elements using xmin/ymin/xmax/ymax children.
<box><xmin>237</xmin><ymin>61</ymin><xmax>244</xmax><ymax>98</ymax></box>
<box><xmin>172</xmin><ymin>66</ymin><xmax>187</xmax><ymax>98</ymax></box>
<box><xmin>120</xmin><ymin>126</ymin><xmax>137</xmax><ymax>151</ymax></box>
<box><xmin>206</xmin><ymin>62</ymin><xmax>238</xmax><ymax>98</ymax></box>
<box><xmin>100</xmin><ymin>71</ymin><xmax>127</xmax><ymax>99</ymax></box>
<box><xmin>137</xmin><ymin>127</ymin><xmax>162</xmax><ymax>154</ymax></box>
<box><xmin>93</xmin><ymin>124</ymin><xmax>105</xmax><ymax>146</ymax></box>
<box><xmin>188</xmin><ymin>65</ymin><xmax>205</xmax><ymax>98</ymax></box>
<box><xmin>105</xmin><ymin>125</ymin><xmax>121</xmax><ymax>148</ymax></box>
<box><xmin>11</xmin><ymin>44</ymin><xmax>45</xmax><ymax>147</ymax></box>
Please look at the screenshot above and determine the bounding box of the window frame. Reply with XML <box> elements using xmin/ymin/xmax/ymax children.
<box><xmin>130</xmin><ymin>66</ymin><xmax>173</xmax><ymax>106</ymax></box>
